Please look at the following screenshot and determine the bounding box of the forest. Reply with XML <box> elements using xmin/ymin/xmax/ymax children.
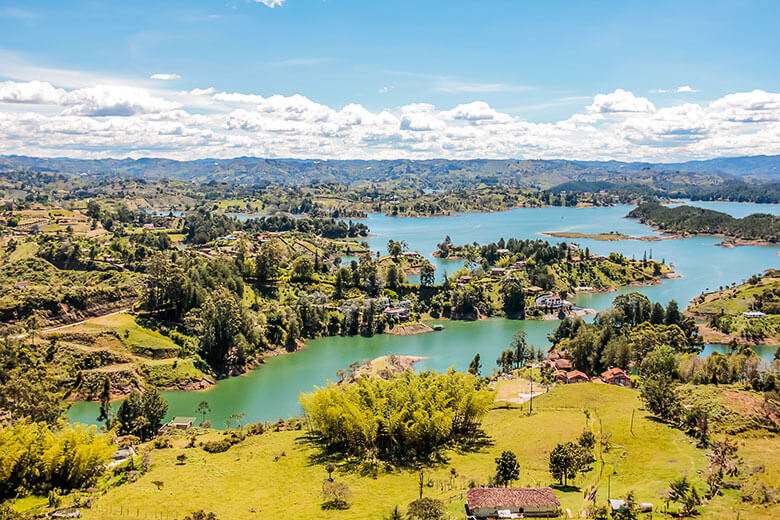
<box><xmin>627</xmin><ymin>203</ymin><xmax>780</xmax><ymax>242</ymax></box>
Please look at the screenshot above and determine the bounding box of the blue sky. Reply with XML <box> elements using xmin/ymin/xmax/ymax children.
<box><xmin>0</xmin><ymin>0</ymin><xmax>778</xmax><ymax>160</ymax></box>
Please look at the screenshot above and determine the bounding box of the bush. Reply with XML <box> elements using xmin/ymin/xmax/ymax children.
<box><xmin>202</xmin><ymin>438</ymin><xmax>238</xmax><ymax>454</ymax></box>
<box><xmin>321</xmin><ymin>481</ymin><xmax>352</xmax><ymax>510</ymax></box>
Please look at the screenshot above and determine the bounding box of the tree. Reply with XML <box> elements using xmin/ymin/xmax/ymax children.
<box><xmin>496</xmin><ymin>349</ymin><xmax>515</xmax><ymax>374</ymax></box>
<box><xmin>25</xmin><ymin>313</ymin><xmax>41</xmax><ymax>347</ymax></box>
<box><xmin>291</xmin><ymin>255</ymin><xmax>314</xmax><ymax>281</ymax></box>
<box><xmin>665</xmin><ymin>300</ymin><xmax>682</xmax><ymax>326</ymax></box>
<box><xmin>115</xmin><ymin>387</ymin><xmax>168</xmax><ymax>441</ymax></box>
<box><xmin>613</xmin><ymin>491</ymin><xmax>641</xmax><ymax>520</ymax></box>
<box><xmin>255</xmin><ymin>239</ymin><xmax>286</xmax><ymax>284</ymax></box>
<box><xmin>501</xmin><ymin>278</ymin><xmax>526</xmax><ymax>319</ymax></box>
<box><xmin>510</xmin><ymin>330</ymin><xmax>531</xmax><ymax>369</ymax></box>
<box><xmin>97</xmin><ymin>376</ymin><xmax>112</xmax><ymax>427</ymax></box>
<box><xmin>650</xmin><ymin>302</ymin><xmax>665</xmax><ymax>324</ymax></box>
<box><xmin>468</xmin><ymin>353</ymin><xmax>481</xmax><ymax>376</ymax></box>
<box><xmin>321</xmin><ymin>481</ymin><xmax>351</xmax><ymax>510</ymax></box>
<box><xmin>407</xmin><ymin>497</ymin><xmax>444</xmax><ymax>520</ymax></box>
<box><xmin>325</xmin><ymin>462</ymin><xmax>336</xmax><ymax>481</ymax></box>
<box><xmin>196</xmin><ymin>400</ymin><xmax>211</xmax><ymax>425</ymax></box>
<box><xmin>549</xmin><ymin>442</ymin><xmax>583</xmax><ymax>487</ymax></box>
<box><xmin>386</xmin><ymin>264</ymin><xmax>405</xmax><ymax>289</ymax></box>
<box><xmin>384</xmin><ymin>506</ymin><xmax>404</xmax><ymax>520</ymax></box>
<box><xmin>639</xmin><ymin>345</ymin><xmax>679</xmax><ymax>379</ymax></box>
<box><xmin>419</xmin><ymin>261</ymin><xmax>435</xmax><ymax>287</ymax></box>
<box><xmin>668</xmin><ymin>476</ymin><xmax>699</xmax><ymax>516</ymax></box>
<box><xmin>494</xmin><ymin>450</ymin><xmax>520</xmax><ymax>487</ymax></box>
<box><xmin>183</xmin><ymin>511</ymin><xmax>218</xmax><ymax>520</ymax></box>
<box><xmin>639</xmin><ymin>376</ymin><xmax>681</xmax><ymax>423</ymax></box>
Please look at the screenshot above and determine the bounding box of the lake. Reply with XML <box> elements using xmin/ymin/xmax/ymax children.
<box><xmin>68</xmin><ymin>202</ymin><xmax>780</xmax><ymax>427</ymax></box>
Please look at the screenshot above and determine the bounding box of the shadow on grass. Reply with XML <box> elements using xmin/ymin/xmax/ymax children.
<box><xmin>551</xmin><ymin>484</ymin><xmax>581</xmax><ymax>493</ymax></box>
<box><xmin>297</xmin><ymin>428</ymin><xmax>494</xmax><ymax>474</ymax></box>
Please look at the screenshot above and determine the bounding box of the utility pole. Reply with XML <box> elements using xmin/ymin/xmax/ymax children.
<box><xmin>529</xmin><ymin>379</ymin><xmax>533</xmax><ymax>414</ymax></box>
<box><xmin>630</xmin><ymin>409</ymin><xmax>635</xmax><ymax>436</ymax></box>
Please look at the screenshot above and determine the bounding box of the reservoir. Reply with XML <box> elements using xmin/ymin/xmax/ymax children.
<box><xmin>67</xmin><ymin>202</ymin><xmax>780</xmax><ymax>427</ymax></box>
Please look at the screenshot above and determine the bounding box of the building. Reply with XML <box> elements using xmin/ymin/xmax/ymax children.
<box><xmin>553</xmin><ymin>359</ymin><xmax>572</xmax><ymax>371</ymax></box>
<box><xmin>107</xmin><ymin>446</ymin><xmax>137</xmax><ymax>468</ymax></box>
<box><xmin>743</xmin><ymin>311</ymin><xmax>768</xmax><ymax>319</ymax></box>
<box><xmin>496</xmin><ymin>248</ymin><xmax>511</xmax><ymax>255</ymax></box>
<box><xmin>14</xmin><ymin>281</ymin><xmax>29</xmax><ymax>289</ymax></box>
<box><xmin>524</xmin><ymin>286</ymin><xmax>543</xmax><ymax>295</ymax></box>
<box><xmin>466</xmin><ymin>487</ymin><xmax>561</xmax><ymax>519</ymax></box>
<box><xmin>609</xmin><ymin>499</ymin><xmax>653</xmax><ymax>514</ymax></box>
<box><xmin>565</xmin><ymin>370</ymin><xmax>590</xmax><ymax>384</ymax></box>
<box><xmin>383</xmin><ymin>307</ymin><xmax>410</xmax><ymax>320</ymax></box>
<box><xmin>601</xmin><ymin>368</ymin><xmax>631</xmax><ymax>388</ymax></box>
<box><xmin>535</xmin><ymin>294</ymin><xmax>568</xmax><ymax>309</ymax></box>
<box><xmin>590</xmin><ymin>254</ymin><xmax>607</xmax><ymax>262</ymax></box>
<box><xmin>166</xmin><ymin>417</ymin><xmax>196</xmax><ymax>430</ymax></box>
<box><xmin>491</xmin><ymin>267</ymin><xmax>506</xmax><ymax>277</ymax></box>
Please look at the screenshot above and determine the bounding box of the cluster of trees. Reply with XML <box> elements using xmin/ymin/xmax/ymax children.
<box><xmin>114</xmin><ymin>387</ymin><xmax>169</xmax><ymax>441</ymax></box>
<box><xmin>0</xmin><ymin>420</ymin><xmax>114</xmax><ymax>499</ymax></box>
<box><xmin>628</xmin><ymin>203</ymin><xmax>780</xmax><ymax>243</ymax></box>
<box><xmin>549</xmin><ymin>293</ymin><xmax>702</xmax><ymax>377</ymax></box>
<box><xmin>301</xmin><ymin>370</ymin><xmax>493</xmax><ymax>462</ymax></box>
<box><xmin>183</xmin><ymin>209</ymin><xmax>368</xmax><ymax>244</ymax></box>
<box><xmin>548</xmin><ymin>429</ymin><xmax>596</xmax><ymax>487</ymax></box>
<box><xmin>496</xmin><ymin>331</ymin><xmax>546</xmax><ymax>373</ymax></box>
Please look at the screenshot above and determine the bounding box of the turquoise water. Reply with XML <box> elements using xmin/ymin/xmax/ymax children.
<box><xmin>68</xmin><ymin>202</ymin><xmax>779</xmax><ymax>427</ymax></box>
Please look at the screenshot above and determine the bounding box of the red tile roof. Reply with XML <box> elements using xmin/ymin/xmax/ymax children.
<box><xmin>467</xmin><ymin>487</ymin><xmax>561</xmax><ymax>510</ymax></box>
<box><xmin>601</xmin><ymin>368</ymin><xmax>628</xmax><ymax>379</ymax></box>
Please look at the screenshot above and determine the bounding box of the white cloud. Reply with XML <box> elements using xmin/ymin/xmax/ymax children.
<box><xmin>676</xmin><ymin>85</ymin><xmax>697</xmax><ymax>93</ymax></box>
<box><xmin>150</xmin><ymin>73</ymin><xmax>181</xmax><ymax>81</ymax></box>
<box><xmin>0</xmin><ymin>77</ymin><xmax>779</xmax><ymax>161</ymax></box>
<box><xmin>256</xmin><ymin>0</ymin><xmax>285</xmax><ymax>7</ymax></box>
<box><xmin>378</xmin><ymin>86</ymin><xmax>390</xmax><ymax>94</ymax></box>
<box><xmin>587</xmin><ymin>89</ymin><xmax>656</xmax><ymax>113</ymax></box>
<box><xmin>0</xmin><ymin>80</ymin><xmax>66</xmax><ymax>104</ymax></box>
<box><xmin>650</xmin><ymin>88</ymin><xmax>669</xmax><ymax>94</ymax></box>
<box><xmin>61</xmin><ymin>85</ymin><xmax>181</xmax><ymax>116</ymax></box>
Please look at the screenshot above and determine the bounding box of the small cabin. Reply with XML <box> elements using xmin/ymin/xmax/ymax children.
<box><xmin>742</xmin><ymin>311</ymin><xmax>767</xmax><ymax>319</ymax></box>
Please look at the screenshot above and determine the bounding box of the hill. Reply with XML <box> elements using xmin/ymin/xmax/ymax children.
<box><xmin>2</xmin><ymin>155</ymin><xmax>780</xmax><ymax>189</ymax></box>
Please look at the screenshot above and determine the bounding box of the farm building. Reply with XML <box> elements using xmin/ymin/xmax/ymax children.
<box><xmin>466</xmin><ymin>487</ymin><xmax>561</xmax><ymax>518</ymax></box>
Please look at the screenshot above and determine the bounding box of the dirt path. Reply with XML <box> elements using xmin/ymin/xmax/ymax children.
<box><xmin>12</xmin><ymin>308</ymin><xmax>132</xmax><ymax>339</ymax></box>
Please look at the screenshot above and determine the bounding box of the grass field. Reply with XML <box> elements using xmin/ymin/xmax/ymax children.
<box><xmin>68</xmin><ymin>383</ymin><xmax>779</xmax><ymax>520</ymax></box>
<box><xmin>69</xmin><ymin>313</ymin><xmax>182</xmax><ymax>356</ymax></box>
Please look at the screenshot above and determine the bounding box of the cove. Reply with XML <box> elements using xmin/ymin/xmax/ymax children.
<box><xmin>67</xmin><ymin>202</ymin><xmax>780</xmax><ymax>428</ymax></box>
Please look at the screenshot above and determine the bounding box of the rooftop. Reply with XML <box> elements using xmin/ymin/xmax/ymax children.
<box><xmin>466</xmin><ymin>487</ymin><xmax>561</xmax><ymax>510</ymax></box>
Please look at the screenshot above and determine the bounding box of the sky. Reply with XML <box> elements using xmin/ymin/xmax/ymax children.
<box><xmin>0</xmin><ymin>0</ymin><xmax>778</xmax><ymax>161</ymax></box>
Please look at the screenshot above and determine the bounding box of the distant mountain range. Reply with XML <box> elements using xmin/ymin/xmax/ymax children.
<box><xmin>1</xmin><ymin>154</ymin><xmax>778</xmax><ymax>189</ymax></box>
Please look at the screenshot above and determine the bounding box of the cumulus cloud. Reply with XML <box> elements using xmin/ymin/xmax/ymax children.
<box><xmin>676</xmin><ymin>85</ymin><xmax>697</xmax><ymax>93</ymax></box>
<box><xmin>0</xmin><ymin>80</ymin><xmax>66</xmax><ymax>104</ymax></box>
<box><xmin>61</xmin><ymin>85</ymin><xmax>181</xmax><ymax>116</ymax></box>
<box><xmin>587</xmin><ymin>89</ymin><xmax>656</xmax><ymax>113</ymax></box>
<box><xmin>0</xmin><ymin>80</ymin><xmax>779</xmax><ymax>161</ymax></box>
<box><xmin>150</xmin><ymin>73</ymin><xmax>181</xmax><ymax>81</ymax></box>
